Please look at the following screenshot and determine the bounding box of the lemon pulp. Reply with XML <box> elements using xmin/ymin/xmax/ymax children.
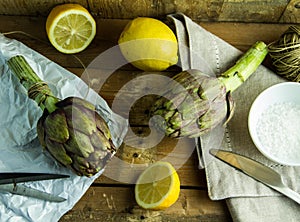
<box><xmin>46</xmin><ymin>4</ymin><xmax>96</xmax><ymax>54</ymax></box>
<box><xmin>135</xmin><ymin>161</ymin><xmax>180</xmax><ymax>210</ymax></box>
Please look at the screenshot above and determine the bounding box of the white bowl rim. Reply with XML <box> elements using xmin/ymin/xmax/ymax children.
<box><xmin>248</xmin><ymin>82</ymin><xmax>300</xmax><ymax>166</ymax></box>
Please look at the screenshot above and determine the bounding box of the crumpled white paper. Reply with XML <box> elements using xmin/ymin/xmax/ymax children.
<box><xmin>0</xmin><ymin>34</ymin><xmax>128</xmax><ymax>222</ymax></box>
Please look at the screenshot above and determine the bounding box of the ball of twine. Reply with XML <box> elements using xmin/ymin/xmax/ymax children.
<box><xmin>268</xmin><ymin>25</ymin><xmax>300</xmax><ymax>82</ymax></box>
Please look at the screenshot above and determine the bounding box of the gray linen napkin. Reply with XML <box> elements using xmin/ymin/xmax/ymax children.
<box><xmin>168</xmin><ymin>13</ymin><xmax>300</xmax><ymax>221</ymax></box>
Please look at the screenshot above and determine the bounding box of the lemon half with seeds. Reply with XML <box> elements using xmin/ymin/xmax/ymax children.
<box><xmin>118</xmin><ymin>17</ymin><xmax>178</xmax><ymax>71</ymax></box>
<box><xmin>135</xmin><ymin>161</ymin><xmax>180</xmax><ymax>210</ymax></box>
<box><xmin>46</xmin><ymin>4</ymin><xmax>96</xmax><ymax>54</ymax></box>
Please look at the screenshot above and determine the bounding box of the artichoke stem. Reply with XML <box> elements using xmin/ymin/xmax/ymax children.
<box><xmin>7</xmin><ymin>55</ymin><xmax>59</xmax><ymax>113</ymax></box>
<box><xmin>218</xmin><ymin>41</ymin><xmax>268</xmax><ymax>93</ymax></box>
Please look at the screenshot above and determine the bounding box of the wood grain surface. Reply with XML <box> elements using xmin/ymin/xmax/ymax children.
<box><xmin>0</xmin><ymin>0</ymin><xmax>299</xmax><ymax>23</ymax></box>
<box><xmin>0</xmin><ymin>15</ymin><xmax>293</xmax><ymax>221</ymax></box>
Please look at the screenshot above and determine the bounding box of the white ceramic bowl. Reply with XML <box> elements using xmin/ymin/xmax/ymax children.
<box><xmin>248</xmin><ymin>82</ymin><xmax>300</xmax><ymax>166</ymax></box>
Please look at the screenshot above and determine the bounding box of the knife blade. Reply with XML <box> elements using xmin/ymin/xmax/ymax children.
<box><xmin>0</xmin><ymin>184</ymin><xmax>66</xmax><ymax>202</ymax></box>
<box><xmin>210</xmin><ymin>149</ymin><xmax>300</xmax><ymax>205</ymax></box>
<box><xmin>0</xmin><ymin>173</ymin><xmax>69</xmax><ymax>185</ymax></box>
<box><xmin>195</xmin><ymin>137</ymin><xmax>205</xmax><ymax>169</ymax></box>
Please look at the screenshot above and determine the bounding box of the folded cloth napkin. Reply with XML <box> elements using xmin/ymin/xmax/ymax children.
<box><xmin>0</xmin><ymin>34</ymin><xmax>128</xmax><ymax>221</ymax></box>
<box><xmin>168</xmin><ymin>13</ymin><xmax>300</xmax><ymax>221</ymax></box>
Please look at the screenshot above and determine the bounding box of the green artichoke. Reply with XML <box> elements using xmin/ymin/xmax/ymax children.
<box><xmin>150</xmin><ymin>41</ymin><xmax>268</xmax><ymax>138</ymax></box>
<box><xmin>7</xmin><ymin>55</ymin><xmax>116</xmax><ymax>177</ymax></box>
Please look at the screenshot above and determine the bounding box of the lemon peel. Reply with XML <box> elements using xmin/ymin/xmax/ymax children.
<box><xmin>118</xmin><ymin>17</ymin><xmax>178</xmax><ymax>71</ymax></box>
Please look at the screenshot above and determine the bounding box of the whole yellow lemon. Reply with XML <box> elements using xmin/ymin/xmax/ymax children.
<box><xmin>118</xmin><ymin>17</ymin><xmax>178</xmax><ymax>71</ymax></box>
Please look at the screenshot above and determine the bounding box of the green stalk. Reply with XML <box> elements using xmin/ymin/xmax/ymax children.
<box><xmin>218</xmin><ymin>41</ymin><xmax>268</xmax><ymax>92</ymax></box>
<box><xmin>7</xmin><ymin>55</ymin><xmax>59</xmax><ymax>113</ymax></box>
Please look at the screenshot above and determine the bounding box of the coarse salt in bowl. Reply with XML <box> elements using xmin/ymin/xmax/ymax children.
<box><xmin>248</xmin><ymin>82</ymin><xmax>300</xmax><ymax>166</ymax></box>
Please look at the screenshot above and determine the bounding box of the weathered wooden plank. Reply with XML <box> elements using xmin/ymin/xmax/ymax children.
<box><xmin>78</xmin><ymin>69</ymin><xmax>206</xmax><ymax>187</ymax></box>
<box><xmin>0</xmin><ymin>0</ymin><xmax>87</xmax><ymax>16</ymax></box>
<box><xmin>0</xmin><ymin>17</ymin><xmax>129</xmax><ymax>68</ymax></box>
<box><xmin>96</xmin><ymin>168</ymin><xmax>207</xmax><ymax>188</ymax></box>
<box><xmin>89</xmin><ymin>0</ymin><xmax>211</xmax><ymax>20</ymax></box>
<box><xmin>94</xmin><ymin>125</ymin><xmax>207</xmax><ymax>187</ymax></box>
<box><xmin>0</xmin><ymin>16</ymin><xmax>293</xmax><ymax>188</ymax></box>
<box><xmin>60</xmin><ymin>187</ymin><xmax>231</xmax><ymax>222</ymax></box>
<box><xmin>218</xmin><ymin>0</ymin><xmax>287</xmax><ymax>23</ymax></box>
<box><xmin>89</xmin><ymin>0</ymin><xmax>289</xmax><ymax>23</ymax></box>
<box><xmin>0</xmin><ymin>16</ymin><xmax>292</xmax><ymax>70</ymax></box>
<box><xmin>0</xmin><ymin>0</ymin><xmax>292</xmax><ymax>24</ymax></box>
<box><xmin>5</xmin><ymin>15</ymin><xmax>291</xmax><ymax>222</ymax></box>
<box><xmin>199</xmin><ymin>22</ymin><xmax>290</xmax><ymax>52</ymax></box>
<box><xmin>280</xmin><ymin>0</ymin><xmax>300</xmax><ymax>23</ymax></box>
<box><xmin>103</xmin><ymin>131</ymin><xmax>201</xmax><ymax>185</ymax></box>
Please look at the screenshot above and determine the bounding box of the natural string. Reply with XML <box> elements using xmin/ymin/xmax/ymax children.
<box><xmin>268</xmin><ymin>25</ymin><xmax>300</xmax><ymax>82</ymax></box>
<box><xmin>28</xmin><ymin>81</ymin><xmax>53</xmax><ymax>106</ymax></box>
<box><xmin>2</xmin><ymin>30</ymin><xmax>92</xmax><ymax>99</ymax></box>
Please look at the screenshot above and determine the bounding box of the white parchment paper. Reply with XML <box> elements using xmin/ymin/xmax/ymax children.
<box><xmin>0</xmin><ymin>34</ymin><xmax>128</xmax><ymax>222</ymax></box>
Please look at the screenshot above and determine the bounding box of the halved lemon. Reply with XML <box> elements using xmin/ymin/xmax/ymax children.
<box><xmin>135</xmin><ymin>161</ymin><xmax>180</xmax><ymax>210</ymax></box>
<box><xmin>46</xmin><ymin>4</ymin><xmax>96</xmax><ymax>54</ymax></box>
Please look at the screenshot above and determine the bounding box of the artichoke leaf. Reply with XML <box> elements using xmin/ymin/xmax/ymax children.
<box><xmin>73</xmin><ymin>155</ymin><xmax>89</xmax><ymax>168</ymax></box>
<box><xmin>44</xmin><ymin>109</ymin><xmax>69</xmax><ymax>143</ymax></box>
<box><xmin>37</xmin><ymin>111</ymin><xmax>48</xmax><ymax>147</ymax></box>
<box><xmin>95</xmin><ymin>114</ymin><xmax>111</xmax><ymax>140</ymax></box>
<box><xmin>64</xmin><ymin>129</ymin><xmax>94</xmax><ymax>158</ymax></box>
<box><xmin>72</xmin><ymin>161</ymin><xmax>89</xmax><ymax>176</ymax></box>
<box><xmin>64</xmin><ymin>105</ymin><xmax>97</xmax><ymax>135</ymax></box>
<box><xmin>223</xmin><ymin>92</ymin><xmax>236</xmax><ymax>125</ymax></box>
<box><xmin>90</xmin><ymin>130</ymin><xmax>110</xmax><ymax>151</ymax></box>
<box><xmin>56</xmin><ymin>97</ymin><xmax>95</xmax><ymax>111</ymax></box>
<box><xmin>89</xmin><ymin>150</ymin><xmax>107</xmax><ymax>161</ymax></box>
<box><xmin>46</xmin><ymin>137</ymin><xmax>72</xmax><ymax>166</ymax></box>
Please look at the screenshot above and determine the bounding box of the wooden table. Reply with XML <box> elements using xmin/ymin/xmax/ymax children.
<box><xmin>0</xmin><ymin>15</ymin><xmax>292</xmax><ymax>221</ymax></box>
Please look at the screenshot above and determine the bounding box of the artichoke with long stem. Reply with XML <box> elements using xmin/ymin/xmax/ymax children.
<box><xmin>7</xmin><ymin>55</ymin><xmax>116</xmax><ymax>177</ymax></box>
<box><xmin>150</xmin><ymin>41</ymin><xmax>268</xmax><ymax>138</ymax></box>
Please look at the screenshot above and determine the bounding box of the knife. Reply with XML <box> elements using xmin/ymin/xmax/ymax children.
<box><xmin>0</xmin><ymin>173</ymin><xmax>69</xmax><ymax>202</ymax></box>
<box><xmin>0</xmin><ymin>184</ymin><xmax>66</xmax><ymax>202</ymax></box>
<box><xmin>0</xmin><ymin>173</ymin><xmax>69</xmax><ymax>185</ymax></box>
<box><xmin>195</xmin><ymin>137</ymin><xmax>205</xmax><ymax>169</ymax></box>
<box><xmin>210</xmin><ymin>149</ymin><xmax>300</xmax><ymax>205</ymax></box>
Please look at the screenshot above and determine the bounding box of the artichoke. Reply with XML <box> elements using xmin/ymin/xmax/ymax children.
<box><xmin>150</xmin><ymin>41</ymin><xmax>268</xmax><ymax>138</ymax></box>
<box><xmin>7</xmin><ymin>55</ymin><xmax>116</xmax><ymax>177</ymax></box>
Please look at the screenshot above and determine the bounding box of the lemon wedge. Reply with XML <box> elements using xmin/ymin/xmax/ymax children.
<box><xmin>135</xmin><ymin>161</ymin><xmax>180</xmax><ymax>210</ymax></box>
<box><xmin>46</xmin><ymin>4</ymin><xmax>96</xmax><ymax>54</ymax></box>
